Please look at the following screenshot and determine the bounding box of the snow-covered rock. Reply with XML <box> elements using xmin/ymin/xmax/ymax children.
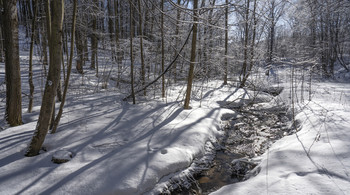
<box><xmin>52</xmin><ymin>149</ymin><xmax>73</xmax><ymax>164</ymax></box>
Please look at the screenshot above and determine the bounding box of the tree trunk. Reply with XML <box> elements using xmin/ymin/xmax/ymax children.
<box><xmin>51</xmin><ymin>0</ymin><xmax>77</xmax><ymax>134</ymax></box>
<box><xmin>0</xmin><ymin>24</ymin><xmax>3</xmax><ymax>63</ymax></box>
<box><xmin>114</xmin><ymin>0</ymin><xmax>122</xmax><ymax>87</ymax></box>
<box><xmin>40</xmin><ymin>21</ymin><xmax>49</xmax><ymax>66</ymax></box>
<box><xmin>173</xmin><ymin>0</ymin><xmax>181</xmax><ymax>83</ymax></box>
<box><xmin>91</xmin><ymin>0</ymin><xmax>98</xmax><ymax>73</ymax></box>
<box><xmin>129</xmin><ymin>0</ymin><xmax>136</xmax><ymax>104</ymax></box>
<box><xmin>138</xmin><ymin>0</ymin><xmax>146</xmax><ymax>95</ymax></box>
<box><xmin>161</xmin><ymin>0</ymin><xmax>165</xmax><ymax>98</ymax></box>
<box><xmin>239</xmin><ymin>0</ymin><xmax>257</xmax><ymax>87</ymax></box>
<box><xmin>308</xmin><ymin>0</ymin><xmax>317</xmax><ymax>58</ymax></box>
<box><xmin>44</xmin><ymin>0</ymin><xmax>51</xmax><ymax>40</ymax></box>
<box><xmin>2</xmin><ymin>0</ymin><xmax>23</xmax><ymax>126</ymax></box>
<box><xmin>223</xmin><ymin>0</ymin><xmax>228</xmax><ymax>85</ymax></box>
<box><xmin>239</xmin><ymin>0</ymin><xmax>250</xmax><ymax>88</ymax></box>
<box><xmin>247</xmin><ymin>0</ymin><xmax>257</xmax><ymax>75</ymax></box>
<box><xmin>108</xmin><ymin>0</ymin><xmax>115</xmax><ymax>59</ymax></box>
<box><xmin>26</xmin><ymin>0</ymin><xmax>64</xmax><ymax>157</ymax></box>
<box><xmin>56</xmin><ymin>74</ymin><xmax>62</xmax><ymax>102</ymax></box>
<box><xmin>184</xmin><ymin>0</ymin><xmax>198</xmax><ymax>109</ymax></box>
<box><xmin>204</xmin><ymin>0</ymin><xmax>215</xmax><ymax>78</ymax></box>
<box><xmin>268</xmin><ymin>1</ymin><xmax>275</xmax><ymax>65</ymax></box>
<box><xmin>75</xmin><ymin>28</ymin><xmax>84</xmax><ymax>74</ymax></box>
<box><xmin>120</xmin><ymin>2</ymin><xmax>125</xmax><ymax>38</ymax></box>
<box><xmin>28</xmin><ymin>0</ymin><xmax>38</xmax><ymax>113</ymax></box>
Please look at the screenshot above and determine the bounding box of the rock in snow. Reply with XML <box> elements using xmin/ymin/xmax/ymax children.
<box><xmin>52</xmin><ymin>149</ymin><xmax>73</xmax><ymax>164</ymax></box>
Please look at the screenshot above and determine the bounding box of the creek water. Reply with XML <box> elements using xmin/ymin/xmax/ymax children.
<box><xmin>171</xmin><ymin>89</ymin><xmax>293</xmax><ymax>195</ymax></box>
<box><xmin>171</xmin><ymin>151</ymin><xmax>244</xmax><ymax>195</ymax></box>
<box><xmin>193</xmin><ymin>151</ymin><xmax>244</xmax><ymax>194</ymax></box>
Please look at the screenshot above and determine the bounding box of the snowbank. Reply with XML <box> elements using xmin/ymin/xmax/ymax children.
<box><xmin>211</xmin><ymin>82</ymin><xmax>350</xmax><ymax>194</ymax></box>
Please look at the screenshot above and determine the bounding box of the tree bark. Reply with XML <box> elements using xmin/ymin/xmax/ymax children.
<box><xmin>223</xmin><ymin>0</ymin><xmax>228</xmax><ymax>85</ymax></box>
<box><xmin>268</xmin><ymin>1</ymin><xmax>275</xmax><ymax>65</ymax></box>
<box><xmin>248</xmin><ymin>0</ymin><xmax>257</xmax><ymax>74</ymax></box>
<box><xmin>173</xmin><ymin>0</ymin><xmax>181</xmax><ymax>83</ymax></box>
<box><xmin>75</xmin><ymin>28</ymin><xmax>84</xmax><ymax>74</ymax></box>
<box><xmin>120</xmin><ymin>2</ymin><xmax>125</xmax><ymax>38</ymax></box>
<box><xmin>26</xmin><ymin>0</ymin><xmax>64</xmax><ymax>156</ymax></box>
<box><xmin>40</xmin><ymin>17</ymin><xmax>49</xmax><ymax>66</ymax></box>
<box><xmin>138</xmin><ymin>0</ymin><xmax>146</xmax><ymax>95</ymax></box>
<box><xmin>0</xmin><ymin>24</ymin><xmax>3</xmax><ymax>63</ymax></box>
<box><xmin>161</xmin><ymin>0</ymin><xmax>165</xmax><ymax>98</ymax></box>
<box><xmin>114</xmin><ymin>0</ymin><xmax>122</xmax><ymax>87</ymax></box>
<box><xmin>108</xmin><ymin>0</ymin><xmax>115</xmax><ymax>59</ymax></box>
<box><xmin>203</xmin><ymin>0</ymin><xmax>215</xmax><ymax>78</ymax></box>
<box><xmin>44</xmin><ymin>0</ymin><xmax>51</xmax><ymax>41</ymax></box>
<box><xmin>239</xmin><ymin>0</ymin><xmax>250</xmax><ymax>88</ymax></box>
<box><xmin>184</xmin><ymin>0</ymin><xmax>198</xmax><ymax>109</ymax></box>
<box><xmin>2</xmin><ymin>0</ymin><xmax>23</xmax><ymax>126</ymax></box>
<box><xmin>51</xmin><ymin>0</ymin><xmax>78</xmax><ymax>134</ymax></box>
<box><xmin>129</xmin><ymin>0</ymin><xmax>136</xmax><ymax>104</ymax></box>
<box><xmin>28</xmin><ymin>0</ymin><xmax>38</xmax><ymax>113</ymax></box>
<box><xmin>91</xmin><ymin>0</ymin><xmax>98</xmax><ymax>73</ymax></box>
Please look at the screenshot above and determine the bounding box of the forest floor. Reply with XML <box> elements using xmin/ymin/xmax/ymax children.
<box><xmin>0</xmin><ymin>71</ymin><xmax>240</xmax><ymax>194</ymax></box>
<box><xmin>1</xmin><ymin>54</ymin><xmax>350</xmax><ymax>195</ymax></box>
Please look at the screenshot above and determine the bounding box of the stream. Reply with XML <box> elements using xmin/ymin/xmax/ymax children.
<box><xmin>170</xmin><ymin>87</ymin><xmax>296</xmax><ymax>195</ymax></box>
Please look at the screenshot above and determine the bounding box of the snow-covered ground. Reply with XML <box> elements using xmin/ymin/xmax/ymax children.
<box><xmin>211</xmin><ymin>81</ymin><xmax>350</xmax><ymax>195</ymax></box>
<box><xmin>0</xmin><ymin>70</ymin><xmax>240</xmax><ymax>194</ymax></box>
<box><xmin>1</xmin><ymin>44</ymin><xmax>350</xmax><ymax>194</ymax></box>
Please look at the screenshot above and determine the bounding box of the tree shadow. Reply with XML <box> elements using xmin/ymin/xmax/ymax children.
<box><xmin>38</xmin><ymin>102</ymin><xmax>185</xmax><ymax>194</ymax></box>
<box><xmin>1</xmin><ymin>80</ymin><xmax>237</xmax><ymax>194</ymax></box>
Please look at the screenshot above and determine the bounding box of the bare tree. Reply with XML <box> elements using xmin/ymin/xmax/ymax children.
<box><xmin>26</xmin><ymin>0</ymin><xmax>65</xmax><ymax>156</ymax></box>
<box><xmin>184</xmin><ymin>0</ymin><xmax>198</xmax><ymax>109</ymax></box>
<box><xmin>114</xmin><ymin>0</ymin><xmax>123</xmax><ymax>87</ymax></box>
<box><xmin>0</xmin><ymin>22</ymin><xmax>3</xmax><ymax>63</ymax></box>
<box><xmin>91</xmin><ymin>0</ymin><xmax>99</xmax><ymax>75</ymax></box>
<box><xmin>161</xmin><ymin>0</ymin><xmax>165</xmax><ymax>98</ymax></box>
<box><xmin>28</xmin><ymin>0</ymin><xmax>38</xmax><ymax>113</ymax></box>
<box><xmin>138</xmin><ymin>0</ymin><xmax>146</xmax><ymax>95</ymax></box>
<box><xmin>238</xmin><ymin>0</ymin><xmax>251</xmax><ymax>88</ymax></box>
<box><xmin>266</xmin><ymin>0</ymin><xmax>286</xmax><ymax>70</ymax></box>
<box><xmin>172</xmin><ymin>0</ymin><xmax>182</xmax><ymax>82</ymax></box>
<box><xmin>2</xmin><ymin>0</ymin><xmax>23</xmax><ymax>126</ymax></box>
<box><xmin>51</xmin><ymin>0</ymin><xmax>78</xmax><ymax>134</ymax></box>
<box><xmin>129</xmin><ymin>0</ymin><xmax>136</xmax><ymax>104</ymax></box>
<box><xmin>223</xmin><ymin>0</ymin><xmax>229</xmax><ymax>85</ymax></box>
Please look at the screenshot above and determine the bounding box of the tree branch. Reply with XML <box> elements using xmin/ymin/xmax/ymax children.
<box><xmin>123</xmin><ymin>25</ymin><xmax>193</xmax><ymax>101</ymax></box>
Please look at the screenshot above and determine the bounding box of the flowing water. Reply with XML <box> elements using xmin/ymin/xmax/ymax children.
<box><xmin>171</xmin><ymin>88</ymin><xmax>294</xmax><ymax>195</ymax></box>
<box><xmin>193</xmin><ymin>151</ymin><xmax>245</xmax><ymax>194</ymax></box>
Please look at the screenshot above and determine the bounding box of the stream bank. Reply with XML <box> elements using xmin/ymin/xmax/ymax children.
<box><xmin>169</xmin><ymin>88</ymin><xmax>299</xmax><ymax>195</ymax></box>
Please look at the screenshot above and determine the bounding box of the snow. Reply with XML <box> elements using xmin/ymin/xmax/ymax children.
<box><xmin>1</xmin><ymin>68</ymin><xmax>350</xmax><ymax>195</ymax></box>
<box><xmin>0</xmin><ymin>72</ymin><xmax>237</xmax><ymax>194</ymax></box>
<box><xmin>1</xmin><ymin>45</ymin><xmax>350</xmax><ymax>194</ymax></box>
<box><xmin>2</xmin><ymin>78</ymin><xmax>349</xmax><ymax>195</ymax></box>
<box><xmin>211</xmin><ymin>82</ymin><xmax>350</xmax><ymax>195</ymax></box>
<box><xmin>52</xmin><ymin>150</ymin><xmax>73</xmax><ymax>163</ymax></box>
